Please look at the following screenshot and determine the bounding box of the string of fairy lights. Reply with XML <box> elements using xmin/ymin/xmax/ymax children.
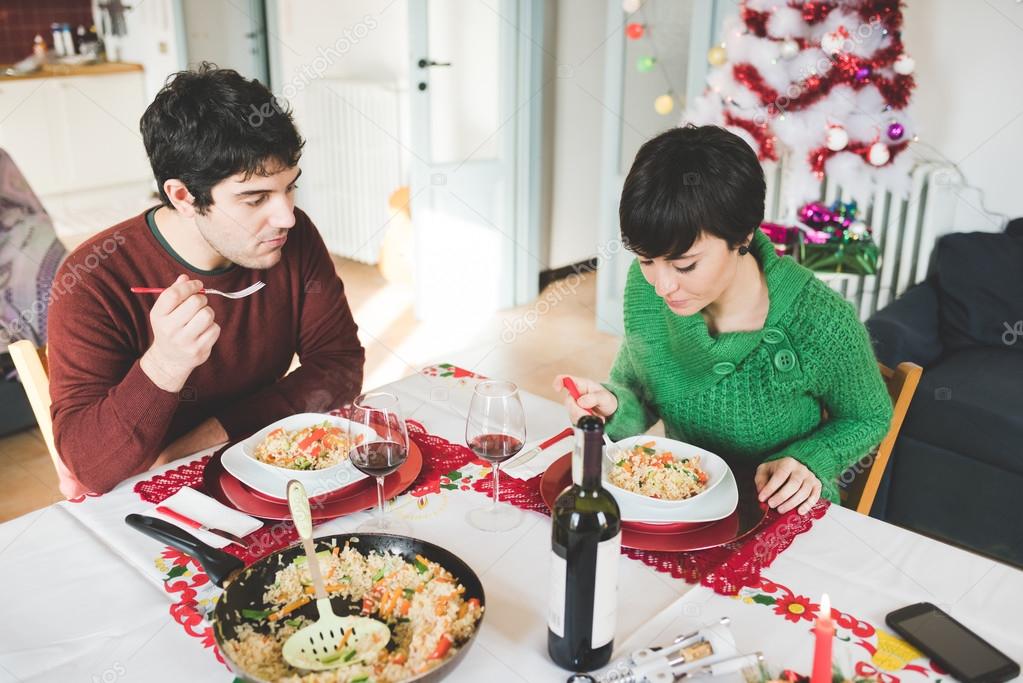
<box><xmin>622</xmin><ymin>0</ymin><xmax>682</xmax><ymax>116</ymax></box>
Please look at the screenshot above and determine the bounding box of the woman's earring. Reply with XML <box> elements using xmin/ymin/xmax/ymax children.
<box><xmin>738</xmin><ymin>244</ymin><xmax>750</xmax><ymax>256</ymax></box>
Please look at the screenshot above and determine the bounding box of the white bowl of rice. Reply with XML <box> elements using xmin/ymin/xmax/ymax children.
<box><xmin>602</xmin><ymin>436</ymin><xmax>730</xmax><ymax>509</ymax></box>
<box><xmin>240</xmin><ymin>413</ymin><xmax>380</xmax><ymax>491</ymax></box>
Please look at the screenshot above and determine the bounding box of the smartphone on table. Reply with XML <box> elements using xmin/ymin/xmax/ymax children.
<box><xmin>886</xmin><ymin>602</ymin><xmax>1019</xmax><ymax>683</ymax></box>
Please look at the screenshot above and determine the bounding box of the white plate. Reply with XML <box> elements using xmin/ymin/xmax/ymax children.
<box><xmin>222</xmin><ymin>414</ymin><xmax>373</xmax><ymax>499</ymax></box>
<box><xmin>222</xmin><ymin>443</ymin><xmax>368</xmax><ymax>500</ymax></box>
<box><xmin>603</xmin><ymin>436</ymin><xmax>730</xmax><ymax>510</ymax></box>
<box><xmin>241</xmin><ymin>413</ymin><xmax>379</xmax><ymax>479</ymax></box>
<box><xmin>612</xmin><ymin>468</ymin><xmax>739</xmax><ymax>524</ymax></box>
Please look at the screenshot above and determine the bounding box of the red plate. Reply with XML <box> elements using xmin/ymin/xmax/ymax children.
<box><xmin>203</xmin><ymin>441</ymin><xmax>424</xmax><ymax>521</ymax></box>
<box><xmin>244</xmin><ymin>479</ymin><xmax>361</xmax><ymax>505</ymax></box>
<box><xmin>540</xmin><ymin>453</ymin><xmax>767</xmax><ymax>552</ymax></box>
<box><xmin>621</xmin><ymin>519</ymin><xmax>713</xmax><ymax>535</ymax></box>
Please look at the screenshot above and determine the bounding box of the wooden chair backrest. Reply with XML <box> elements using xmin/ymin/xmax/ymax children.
<box><xmin>841</xmin><ymin>361</ymin><xmax>923</xmax><ymax>515</ymax></box>
<box><xmin>7</xmin><ymin>340</ymin><xmax>61</xmax><ymax>473</ymax></box>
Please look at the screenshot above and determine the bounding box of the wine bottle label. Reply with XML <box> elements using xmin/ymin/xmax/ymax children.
<box><xmin>591</xmin><ymin>532</ymin><xmax>621</xmax><ymax>648</ymax></box>
<box><xmin>548</xmin><ymin>550</ymin><xmax>566</xmax><ymax>638</ymax></box>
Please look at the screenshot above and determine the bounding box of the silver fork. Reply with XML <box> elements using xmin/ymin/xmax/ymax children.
<box><xmin>202</xmin><ymin>281</ymin><xmax>266</xmax><ymax>299</ymax></box>
<box><xmin>129</xmin><ymin>281</ymin><xmax>266</xmax><ymax>299</ymax></box>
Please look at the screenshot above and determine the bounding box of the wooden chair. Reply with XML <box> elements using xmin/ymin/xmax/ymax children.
<box><xmin>840</xmin><ymin>361</ymin><xmax>923</xmax><ymax>515</ymax></box>
<box><xmin>7</xmin><ymin>340</ymin><xmax>63</xmax><ymax>481</ymax></box>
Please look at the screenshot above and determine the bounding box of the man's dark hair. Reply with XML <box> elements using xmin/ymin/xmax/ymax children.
<box><xmin>619</xmin><ymin>125</ymin><xmax>765</xmax><ymax>258</ymax></box>
<box><xmin>140</xmin><ymin>62</ymin><xmax>304</xmax><ymax>214</ymax></box>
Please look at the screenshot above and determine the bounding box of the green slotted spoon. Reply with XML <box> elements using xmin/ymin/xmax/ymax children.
<box><xmin>281</xmin><ymin>480</ymin><xmax>390</xmax><ymax>671</ymax></box>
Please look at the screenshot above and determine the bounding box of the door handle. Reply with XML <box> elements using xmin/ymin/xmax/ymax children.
<box><xmin>418</xmin><ymin>58</ymin><xmax>452</xmax><ymax>68</ymax></box>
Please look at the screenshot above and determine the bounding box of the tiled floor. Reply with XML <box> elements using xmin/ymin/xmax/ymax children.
<box><xmin>0</xmin><ymin>257</ymin><xmax>622</xmax><ymax>522</ymax></box>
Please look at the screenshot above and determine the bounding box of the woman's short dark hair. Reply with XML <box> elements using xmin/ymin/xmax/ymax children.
<box><xmin>619</xmin><ymin>125</ymin><xmax>765</xmax><ymax>258</ymax></box>
<box><xmin>140</xmin><ymin>62</ymin><xmax>305</xmax><ymax>214</ymax></box>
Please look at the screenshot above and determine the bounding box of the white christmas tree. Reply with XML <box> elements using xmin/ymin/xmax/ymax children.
<box><xmin>684</xmin><ymin>0</ymin><xmax>917</xmax><ymax>209</ymax></box>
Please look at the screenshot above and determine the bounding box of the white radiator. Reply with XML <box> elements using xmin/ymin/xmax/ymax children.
<box><xmin>763</xmin><ymin>160</ymin><xmax>995</xmax><ymax>321</ymax></box>
<box><xmin>300</xmin><ymin>80</ymin><xmax>402</xmax><ymax>264</ymax></box>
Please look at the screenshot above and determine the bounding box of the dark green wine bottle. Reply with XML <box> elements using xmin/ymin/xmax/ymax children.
<box><xmin>548</xmin><ymin>415</ymin><xmax>622</xmax><ymax>671</ymax></box>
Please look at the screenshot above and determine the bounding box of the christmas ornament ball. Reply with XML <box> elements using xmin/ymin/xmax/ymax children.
<box><xmin>825</xmin><ymin>125</ymin><xmax>849</xmax><ymax>151</ymax></box>
<box><xmin>707</xmin><ymin>46</ymin><xmax>727</xmax><ymax>66</ymax></box>
<box><xmin>780</xmin><ymin>39</ymin><xmax>799</xmax><ymax>59</ymax></box>
<box><xmin>625</xmin><ymin>22</ymin><xmax>645</xmax><ymax>40</ymax></box>
<box><xmin>636</xmin><ymin>56</ymin><xmax>656</xmax><ymax>72</ymax></box>
<box><xmin>868</xmin><ymin>142</ymin><xmax>891</xmax><ymax>166</ymax></box>
<box><xmin>654</xmin><ymin>94</ymin><xmax>674</xmax><ymax>115</ymax></box>
<box><xmin>887</xmin><ymin>122</ymin><xmax>905</xmax><ymax>141</ymax></box>
<box><xmin>622</xmin><ymin>0</ymin><xmax>642</xmax><ymax>14</ymax></box>
<box><xmin>848</xmin><ymin>221</ymin><xmax>868</xmax><ymax>237</ymax></box>
<box><xmin>894</xmin><ymin>54</ymin><xmax>915</xmax><ymax>75</ymax></box>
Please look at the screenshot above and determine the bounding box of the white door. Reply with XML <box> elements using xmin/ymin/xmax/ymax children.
<box><xmin>181</xmin><ymin>0</ymin><xmax>269</xmax><ymax>83</ymax></box>
<box><xmin>407</xmin><ymin>0</ymin><xmax>543</xmax><ymax>320</ymax></box>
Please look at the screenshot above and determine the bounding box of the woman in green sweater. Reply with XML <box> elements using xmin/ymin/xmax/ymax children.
<box><xmin>557</xmin><ymin>125</ymin><xmax>892</xmax><ymax>516</ymax></box>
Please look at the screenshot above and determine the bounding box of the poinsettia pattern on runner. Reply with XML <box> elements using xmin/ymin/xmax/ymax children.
<box><xmin>154</xmin><ymin>548</ymin><xmax>225</xmax><ymax>668</ymax></box>
<box><xmin>419</xmin><ymin>363</ymin><xmax>486</xmax><ymax>382</ymax></box>
<box><xmin>736</xmin><ymin>576</ymin><xmax>942</xmax><ymax>682</ymax></box>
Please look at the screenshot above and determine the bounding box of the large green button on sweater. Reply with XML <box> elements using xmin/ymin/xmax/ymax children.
<box><xmin>603</xmin><ymin>230</ymin><xmax>894</xmax><ymax>503</ymax></box>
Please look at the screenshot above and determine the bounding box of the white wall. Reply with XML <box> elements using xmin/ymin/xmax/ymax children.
<box><xmin>545</xmin><ymin>0</ymin><xmax>697</xmax><ymax>271</ymax></box>
<box><xmin>266</xmin><ymin>0</ymin><xmax>410</xmax><ymax>204</ymax></box>
<box><xmin>902</xmin><ymin>0</ymin><xmax>1023</xmax><ymax>226</ymax></box>
<box><xmin>268</xmin><ymin>0</ymin><xmax>408</xmax><ymax>131</ymax></box>
<box><xmin>545</xmin><ymin>0</ymin><xmax>609</xmax><ymax>270</ymax></box>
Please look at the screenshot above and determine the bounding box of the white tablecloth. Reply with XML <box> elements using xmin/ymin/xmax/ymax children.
<box><xmin>1</xmin><ymin>368</ymin><xmax>1020</xmax><ymax>683</ymax></box>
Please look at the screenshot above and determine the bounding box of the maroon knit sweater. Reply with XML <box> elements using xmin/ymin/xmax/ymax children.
<box><xmin>47</xmin><ymin>207</ymin><xmax>365</xmax><ymax>493</ymax></box>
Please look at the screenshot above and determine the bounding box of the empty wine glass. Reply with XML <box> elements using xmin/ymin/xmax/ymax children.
<box><xmin>465</xmin><ymin>380</ymin><xmax>525</xmax><ymax>532</ymax></box>
<box><xmin>348</xmin><ymin>392</ymin><xmax>410</xmax><ymax>534</ymax></box>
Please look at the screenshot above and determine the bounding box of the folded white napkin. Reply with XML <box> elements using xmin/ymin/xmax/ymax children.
<box><xmin>150</xmin><ymin>486</ymin><xmax>263</xmax><ymax>549</ymax></box>
<box><xmin>503</xmin><ymin>433</ymin><xmax>574</xmax><ymax>480</ymax></box>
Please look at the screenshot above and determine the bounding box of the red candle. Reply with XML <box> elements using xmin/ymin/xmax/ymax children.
<box><xmin>811</xmin><ymin>593</ymin><xmax>834</xmax><ymax>683</ymax></box>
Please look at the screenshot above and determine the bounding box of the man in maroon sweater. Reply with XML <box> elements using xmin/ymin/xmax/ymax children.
<box><xmin>47</xmin><ymin>64</ymin><xmax>365</xmax><ymax>494</ymax></box>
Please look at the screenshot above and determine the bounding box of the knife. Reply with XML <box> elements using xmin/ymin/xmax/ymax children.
<box><xmin>507</xmin><ymin>426</ymin><xmax>574</xmax><ymax>469</ymax></box>
<box><xmin>155</xmin><ymin>505</ymin><xmax>250</xmax><ymax>549</ymax></box>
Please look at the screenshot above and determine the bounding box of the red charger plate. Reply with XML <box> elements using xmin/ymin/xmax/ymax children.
<box><xmin>203</xmin><ymin>440</ymin><xmax>423</xmax><ymax>521</ymax></box>
<box><xmin>540</xmin><ymin>453</ymin><xmax>767</xmax><ymax>552</ymax></box>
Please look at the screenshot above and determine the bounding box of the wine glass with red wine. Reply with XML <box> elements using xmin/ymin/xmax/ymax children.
<box><xmin>465</xmin><ymin>380</ymin><xmax>526</xmax><ymax>532</ymax></box>
<box><xmin>348</xmin><ymin>392</ymin><xmax>410</xmax><ymax>534</ymax></box>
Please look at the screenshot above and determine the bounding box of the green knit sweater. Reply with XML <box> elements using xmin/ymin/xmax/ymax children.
<box><xmin>604</xmin><ymin>230</ymin><xmax>893</xmax><ymax>503</ymax></box>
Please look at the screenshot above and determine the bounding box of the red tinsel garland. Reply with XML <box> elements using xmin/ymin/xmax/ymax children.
<box><xmin>724</xmin><ymin>111</ymin><xmax>779</xmax><ymax>161</ymax></box>
<box><xmin>741</xmin><ymin>1</ymin><xmax>904</xmax><ymax>34</ymax></box>
<box><xmin>808</xmin><ymin>139</ymin><xmax>910</xmax><ymax>177</ymax></box>
<box><xmin>732</xmin><ymin>61</ymin><xmax>914</xmax><ymax>113</ymax></box>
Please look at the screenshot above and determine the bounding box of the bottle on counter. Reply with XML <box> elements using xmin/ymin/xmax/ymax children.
<box><xmin>50</xmin><ymin>23</ymin><xmax>65</xmax><ymax>57</ymax></box>
<box><xmin>548</xmin><ymin>415</ymin><xmax>622</xmax><ymax>672</ymax></box>
<box><xmin>60</xmin><ymin>24</ymin><xmax>76</xmax><ymax>56</ymax></box>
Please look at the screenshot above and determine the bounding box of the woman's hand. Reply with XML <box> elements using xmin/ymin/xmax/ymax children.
<box><xmin>754</xmin><ymin>457</ymin><xmax>822</xmax><ymax>515</ymax></box>
<box><xmin>552</xmin><ymin>375</ymin><xmax>619</xmax><ymax>425</ymax></box>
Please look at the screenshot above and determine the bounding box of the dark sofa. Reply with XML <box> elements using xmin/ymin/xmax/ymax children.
<box><xmin>866</xmin><ymin>219</ymin><xmax>1023</xmax><ymax>567</ymax></box>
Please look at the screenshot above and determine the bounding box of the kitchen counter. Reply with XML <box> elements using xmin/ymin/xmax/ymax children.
<box><xmin>0</xmin><ymin>61</ymin><xmax>143</xmax><ymax>81</ymax></box>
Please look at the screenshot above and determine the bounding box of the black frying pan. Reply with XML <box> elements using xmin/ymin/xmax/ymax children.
<box><xmin>125</xmin><ymin>514</ymin><xmax>486</xmax><ymax>682</ymax></box>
